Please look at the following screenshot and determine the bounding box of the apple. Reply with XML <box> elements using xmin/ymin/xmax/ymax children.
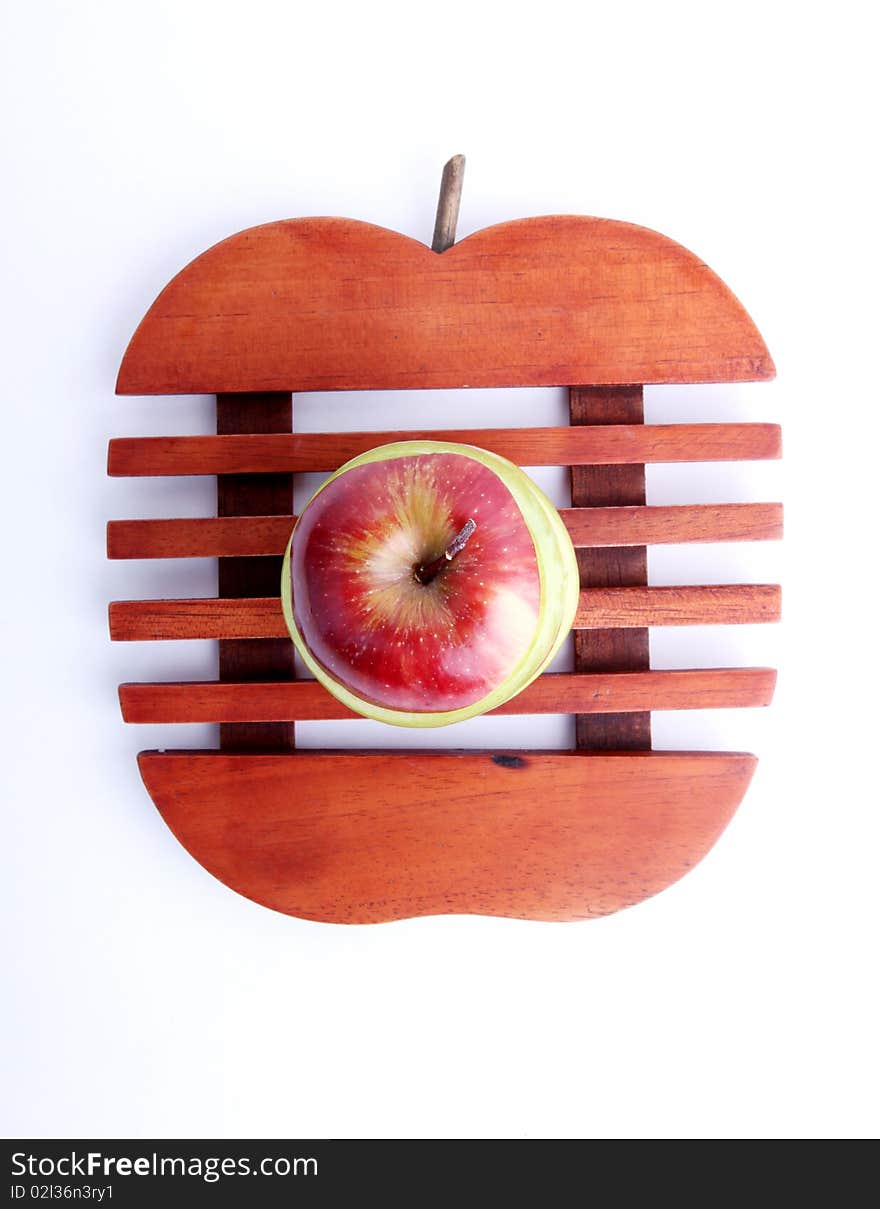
<box><xmin>281</xmin><ymin>440</ymin><xmax>579</xmax><ymax>727</ymax></box>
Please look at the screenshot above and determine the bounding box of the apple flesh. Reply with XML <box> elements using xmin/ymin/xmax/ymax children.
<box><xmin>281</xmin><ymin>441</ymin><xmax>579</xmax><ymax>727</ymax></box>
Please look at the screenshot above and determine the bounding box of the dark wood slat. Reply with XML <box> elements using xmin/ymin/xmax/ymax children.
<box><xmin>108</xmin><ymin>585</ymin><xmax>782</xmax><ymax>641</ymax></box>
<box><xmin>216</xmin><ymin>392</ymin><xmax>294</xmax><ymax>751</ymax></box>
<box><xmin>570</xmin><ymin>385</ymin><xmax>651</xmax><ymax>750</ymax></box>
<box><xmin>107</xmin><ymin>423</ymin><xmax>782</xmax><ymax>477</ymax></box>
<box><xmin>107</xmin><ymin>503</ymin><xmax>784</xmax><ymax>559</ymax></box>
<box><xmin>119</xmin><ymin>668</ymin><xmax>777</xmax><ymax>724</ymax></box>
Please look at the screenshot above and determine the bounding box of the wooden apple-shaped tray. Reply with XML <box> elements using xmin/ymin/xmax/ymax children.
<box><xmin>108</xmin><ymin>202</ymin><xmax>780</xmax><ymax>923</ymax></box>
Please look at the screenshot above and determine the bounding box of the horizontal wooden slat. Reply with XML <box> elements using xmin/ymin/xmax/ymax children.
<box><xmin>109</xmin><ymin>584</ymin><xmax>781</xmax><ymax>641</ymax></box>
<box><xmin>107</xmin><ymin>503</ymin><xmax>784</xmax><ymax>559</ymax></box>
<box><xmin>110</xmin><ymin>597</ymin><xmax>283</xmax><ymax>641</ymax></box>
<box><xmin>108</xmin><ymin>515</ymin><xmax>298</xmax><ymax>559</ymax></box>
<box><xmin>562</xmin><ymin>502</ymin><xmax>783</xmax><ymax>547</ymax></box>
<box><xmin>574</xmin><ymin>585</ymin><xmax>781</xmax><ymax>628</ymax></box>
<box><xmin>119</xmin><ymin>668</ymin><xmax>777</xmax><ymax>723</ymax></box>
<box><xmin>107</xmin><ymin>423</ymin><xmax>782</xmax><ymax>477</ymax></box>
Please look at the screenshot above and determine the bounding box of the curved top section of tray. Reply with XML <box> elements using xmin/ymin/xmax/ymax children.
<box><xmin>116</xmin><ymin>216</ymin><xmax>775</xmax><ymax>395</ymax></box>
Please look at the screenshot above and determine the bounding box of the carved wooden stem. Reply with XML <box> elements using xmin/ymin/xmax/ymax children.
<box><xmin>432</xmin><ymin>155</ymin><xmax>466</xmax><ymax>253</ymax></box>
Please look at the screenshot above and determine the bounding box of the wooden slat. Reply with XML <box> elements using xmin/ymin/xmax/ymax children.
<box><xmin>107</xmin><ymin>503</ymin><xmax>784</xmax><ymax>560</ymax></box>
<box><xmin>108</xmin><ymin>515</ymin><xmax>298</xmax><ymax>559</ymax></box>
<box><xmin>138</xmin><ymin>749</ymin><xmax>757</xmax><ymax>922</ymax></box>
<box><xmin>574</xmin><ymin>585</ymin><xmax>781</xmax><ymax>628</ymax></box>
<box><xmin>107</xmin><ymin>423</ymin><xmax>782</xmax><ymax>477</ymax></box>
<box><xmin>116</xmin><ymin>216</ymin><xmax>774</xmax><ymax>396</ymax></box>
<box><xmin>570</xmin><ymin>384</ymin><xmax>650</xmax><ymax>750</ymax></box>
<box><xmin>109</xmin><ymin>584</ymin><xmax>782</xmax><ymax>641</ymax></box>
<box><xmin>110</xmin><ymin>597</ymin><xmax>284</xmax><ymax>641</ymax></box>
<box><xmin>119</xmin><ymin>668</ymin><xmax>777</xmax><ymax>724</ymax></box>
<box><xmin>563</xmin><ymin>502</ymin><xmax>783</xmax><ymax>547</ymax></box>
<box><xmin>216</xmin><ymin>391</ymin><xmax>295</xmax><ymax>751</ymax></box>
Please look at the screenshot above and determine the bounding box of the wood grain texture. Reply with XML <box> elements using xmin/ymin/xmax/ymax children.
<box><xmin>574</xmin><ymin>585</ymin><xmax>781</xmax><ymax>628</ymax></box>
<box><xmin>116</xmin><ymin>216</ymin><xmax>774</xmax><ymax>395</ymax></box>
<box><xmin>108</xmin><ymin>423</ymin><xmax>782</xmax><ymax>477</ymax></box>
<box><xmin>137</xmin><ymin>750</ymin><xmax>757</xmax><ymax>922</ymax></box>
<box><xmin>562</xmin><ymin>502</ymin><xmax>783</xmax><ymax>548</ymax></box>
<box><xmin>108</xmin><ymin>515</ymin><xmax>299</xmax><ymax>560</ymax></box>
<box><xmin>109</xmin><ymin>584</ymin><xmax>782</xmax><ymax>640</ymax></box>
<box><xmin>119</xmin><ymin>668</ymin><xmax>777</xmax><ymax>724</ymax></box>
<box><xmin>570</xmin><ymin>385</ymin><xmax>650</xmax><ymax>750</ymax></box>
<box><xmin>107</xmin><ymin>503</ymin><xmax>783</xmax><ymax>560</ymax></box>
<box><xmin>216</xmin><ymin>391</ymin><xmax>294</xmax><ymax>751</ymax></box>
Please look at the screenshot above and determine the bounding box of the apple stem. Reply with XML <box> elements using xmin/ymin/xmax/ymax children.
<box><xmin>432</xmin><ymin>154</ymin><xmax>466</xmax><ymax>253</ymax></box>
<box><xmin>415</xmin><ymin>518</ymin><xmax>476</xmax><ymax>585</ymax></box>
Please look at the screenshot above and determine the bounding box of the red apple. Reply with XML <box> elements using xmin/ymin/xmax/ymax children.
<box><xmin>281</xmin><ymin>440</ymin><xmax>579</xmax><ymax>727</ymax></box>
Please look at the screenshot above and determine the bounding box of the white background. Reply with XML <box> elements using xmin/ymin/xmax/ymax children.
<box><xmin>2</xmin><ymin>0</ymin><xmax>877</xmax><ymax>1139</ymax></box>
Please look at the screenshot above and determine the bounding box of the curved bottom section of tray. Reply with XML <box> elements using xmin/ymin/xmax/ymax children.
<box><xmin>138</xmin><ymin>750</ymin><xmax>756</xmax><ymax>923</ymax></box>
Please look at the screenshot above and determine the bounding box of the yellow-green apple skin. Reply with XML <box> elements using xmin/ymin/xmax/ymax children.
<box><xmin>281</xmin><ymin>441</ymin><xmax>579</xmax><ymax>727</ymax></box>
